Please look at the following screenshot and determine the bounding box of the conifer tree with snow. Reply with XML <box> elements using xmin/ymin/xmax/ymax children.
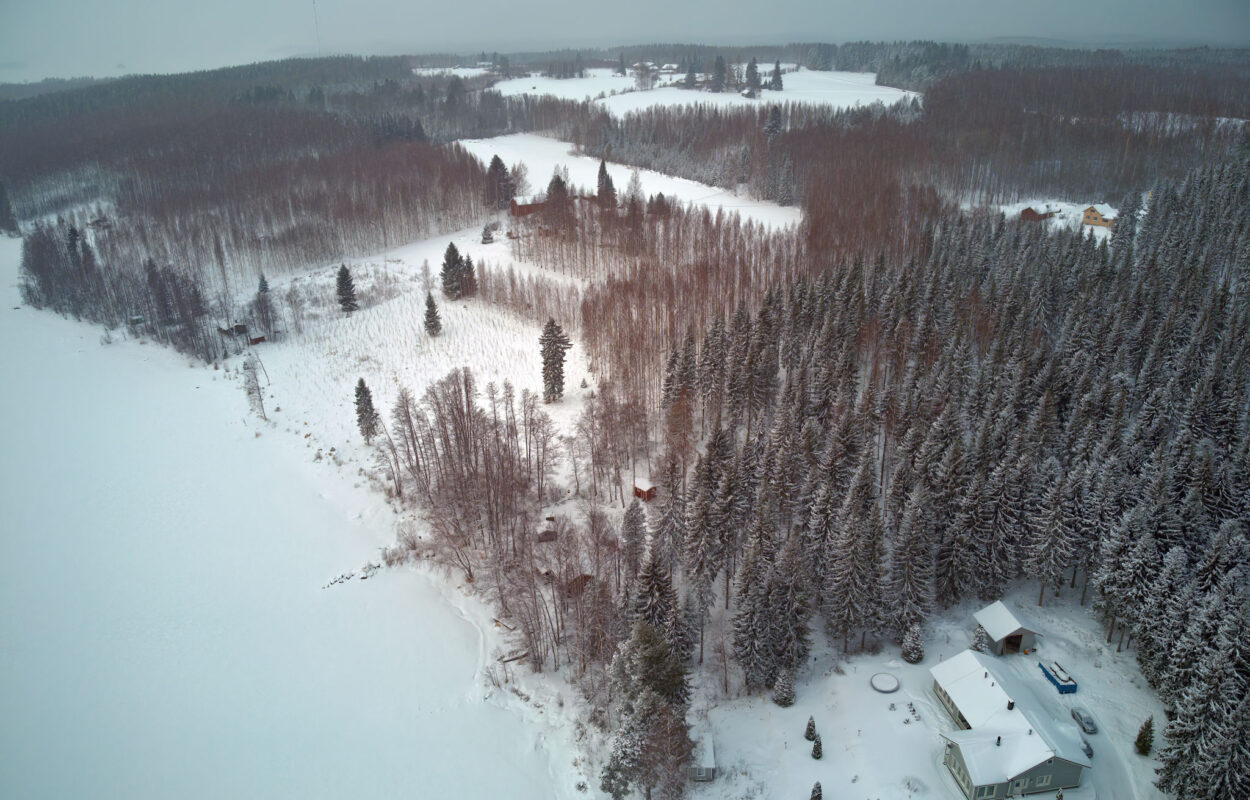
<box><xmin>1135</xmin><ymin>716</ymin><xmax>1154</xmax><ymax>755</ymax></box>
<box><xmin>335</xmin><ymin>264</ymin><xmax>358</xmax><ymax>313</ymax></box>
<box><xmin>971</xmin><ymin>624</ymin><xmax>991</xmax><ymax>653</ymax></box>
<box><xmin>597</xmin><ymin>159</ymin><xmax>616</xmax><ymax>209</ymax></box>
<box><xmin>0</xmin><ymin>179</ymin><xmax>18</xmax><ymax>236</ymax></box>
<box><xmin>902</xmin><ymin>623</ymin><xmax>925</xmax><ymax>664</ymax></box>
<box><xmin>770</xmin><ymin>60</ymin><xmax>783</xmax><ymax>90</ymax></box>
<box><xmin>811</xmin><ymin>733</ymin><xmax>823</xmax><ymax>760</ymax></box>
<box><xmin>254</xmin><ymin>273</ymin><xmax>275</xmax><ymax>335</ymax></box>
<box><xmin>804</xmin><ymin>716</ymin><xmax>817</xmax><ymax>741</ymax></box>
<box><xmin>620</xmin><ymin>498</ymin><xmax>646</xmax><ymax>584</ymax></box>
<box><xmin>772</xmin><ymin>667</ymin><xmax>796</xmax><ymax>706</ymax></box>
<box><xmin>440</xmin><ymin>242</ymin><xmax>462</xmax><ymax>299</ymax></box>
<box><xmin>745</xmin><ymin>57</ymin><xmax>761</xmax><ymax>97</ymax></box>
<box><xmin>423</xmin><ymin>291</ymin><xmax>442</xmax><ymax>337</ymax></box>
<box><xmin>460</xmin><ymin>255</ymin><xmax>477</xmax><ymax>298</ymax></box>
<box><xmin>484</xmin><ymin>155</ymin><xmax>513</xmax><ymax>211</ymax></box>
<box><xmin>711</xmin><ymin>55</ymin><xmax>727</xmax><ymax>92</ymax></box>
<box><xmin>684</xmin><ymin>60</ymin><xmax>697</xmax><ymax>89</ymax></box>
<box><xmin>480</xmin><ymin>224</ymin><xmax>493</xmax><ymax>244</ymax></box>
<box><xmin>539</xmin><ymin>317</ymin><xmax>572</xmax><ymax>402</ymax></box>
<box><xmin>810</xmin><ymin>782</ymin><xmax>822</xmax><ymax>800</ymax></box>
<box><xmin>354</xmin><ymin>377</ymin><xmax>380</xmax><ymax>445</ymax></box>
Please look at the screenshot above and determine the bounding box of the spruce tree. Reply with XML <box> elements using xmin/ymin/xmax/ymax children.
<box><xmin>539</xmin><ymin>317</ymin><xmax>572</xmax><ymax>402</ymax></box>
<box><xmin>423</xmin><ymin>291</ymin><xmax>442</xmax><ymax>337</ymax></box>
<box><xmin>811</xmin><ymin>733</ymin><xmax>823</xmax><ymax>760</ymax></box>
<box><xmin>770</xmin><ymin>60</ymin><xmax>784</xmax><ymax>91</ymax></box>
<box><xmin>461</xmin><ymin>255</ymin><xmax>477</xmax><ymax>297</ymax></box>
<box><xmin>804</xmin><ymin>716</ymin><xmax>817</xmax><ymax>741</ymax></box>
<box><xmin>440</xmin><ymin>242</ymin><xmax>462</xmax><ymax>299</ymax></box>
<box><xmin>971</xmin><ymin>624</ymin><xmax>991</xmax><ymax>653</ymax></box>
<box><xmin>902</xmin><ymin>623</ymin><xmax>925</xmax><ymax>664</ymax></box>
<box><xmin>772</xmin><ymin>667</ymin><xmax>795</xmax><ymax>707</ymax></box>
<box><xmin>684</xmin><ymin>60</ymin><xmax>697</xmax><ymax>89</ymax></box>
<box><xmin>1136</xmin><ymin>716</ymin><xmax>1154</xmax><ymax>755</ymax></box>
<box><xmin>711</xmin><ymin>56</ymin><xmax>727</xmax><ymax>92</ymax></box>
<box><xmin>354</xmin><ymin>377</ymin><xmax>380</xmax><ymax>444</ymax></box>
<box><xmin>810</xmin><ymin>782</ymin><xmax>822</xmax><ymax>800</ymax></box>
<box><xmin>336</xmin><ymin>264</ymin><xmax>358</xmax><ymax>313</ymax></box>
<box><xmin>255</xmin><ymin>273</ymin><xmax>275</xmax><ymax>334</ymax></box>
<box><xmin>745</xmin><ymin>57</ymin><xmax>761</xmax><ymax>97</ymax></box>
<box><xmin>621</xmin><ymin>498</ymin><xmax>646</xmax><ymax>583</ymax></box>
<box><xmin>481</xmin><ymin>224</ymin><xmax>494</xmax><ymax>244</ymax></box>
<box><xmin>597</xmin><ymin>159</ymin><xmax>617</xmax><ymax>209</ymax></box>
<box><xmin>0</xmin><ymin>179</ymin><xmax>18</xmax><ymax>236</ymax></box>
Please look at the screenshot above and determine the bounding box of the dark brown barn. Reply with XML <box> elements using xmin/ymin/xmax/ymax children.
<box><xmin>633</xmin><ymin>478</ymin><xmax>657</xmax><ymax>502</ymax></box>
<box><xmin>1020</xmin><ymin>206</ymin><xmax>1058</xmax><ymax>223</ymax></box>
<box><xmin>509</xmin><ymin>197</ymin><xmax>546</xmax><ymax>218</ymax></box>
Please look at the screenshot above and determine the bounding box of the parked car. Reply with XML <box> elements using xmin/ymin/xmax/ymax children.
<box><xmin>1081</xmin><ymin>737</ymin><xmax>1094</xmax><ymax>758</ymax></box>
<box><xmin>1071</xmin><ymin>707</ymin><xmax>1099</xmax><ymax>734</ymax></box>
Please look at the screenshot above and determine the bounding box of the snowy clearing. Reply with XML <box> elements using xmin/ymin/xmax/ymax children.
<box><xmin>489</xmin><ymin>67</ymin><xmax>916</xmax><ymax>117</ymax></box>
<box><xmin>597</xmin><ymin>70</ymin><xmax>916</xmax><ymax>116</ymax></box>
<box><xmin>490</xmin><ymin>67</ymin><xmax>635</xmax><ymax>102</ymax></box>
<box><xmin>0</xmin><ymin>235</ymin><xmax>582</xmax><ymax>799</ymax></box>
<box><xmin>688</xmin><ymin>583</ymin><xmax>1167</xmax><ymax>800</ymax></box>
<box><xmin>412</xmin><ymin>66</ymin><xmax>490</xmax><ymax>79</ymax></box>
<box><xmin>994</xmin><ymin>200</ymin><xmax>1118</xmax><ymax>241</ymax></box>
<box><xmin>459</xmin><ymin>133</ymin><xmax>802</xmax><ymax>231</ymax></box>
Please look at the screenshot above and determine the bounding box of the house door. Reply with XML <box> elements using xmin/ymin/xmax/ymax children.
<box><xmin>1009</xmin><ymin>778</ymin><xmax>1027</xmax><ymax>795</ymax></box>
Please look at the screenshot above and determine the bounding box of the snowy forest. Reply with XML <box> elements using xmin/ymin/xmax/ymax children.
<box><xmin>4</xmin><ymin>40</ymin><xmax>1249</xmax><ymax>800</ymax></box>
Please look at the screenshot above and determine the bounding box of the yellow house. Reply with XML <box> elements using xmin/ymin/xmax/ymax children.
<box><xmin>1082</xmin><ymin>204</ymin><xmax>1117</xmax><ymax>228</ymax></box>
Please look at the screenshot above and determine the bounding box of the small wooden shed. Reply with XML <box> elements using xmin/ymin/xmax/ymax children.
<box><xmin>689</xmin><ymin>729</ymin><xmax>716</xmax><ymax>782</ymax></box>
<box><xmin>1020</xmin><ymin>206</ymin><xmax>1058</xmax><ymax>223</ymax></box>
<box><xmin>633</xmin><ymin>478</ymin><xmax>657</xmax><ymax>502</ymax></box>
<box><xmin>973</xmin><ymin>601</ymin><xmax>1039</xmax><ymax>656</ymax></box>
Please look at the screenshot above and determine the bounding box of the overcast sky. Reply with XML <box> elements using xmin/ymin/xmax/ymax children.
<box><xmin>2</xmin><ymin>0</ymin><xmax>1247</xmax><ymax>83</ymax></box>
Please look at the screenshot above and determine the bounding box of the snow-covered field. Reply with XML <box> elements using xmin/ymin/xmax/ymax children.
<box><xmin>490</xmin><ymin>67</ymin><xmax>915</xmax><ymax>117</ymax></box>
<box><xmin>459</xmin><ymin>133</ymin><xmax>802</xmax><ymax>231</ymax></box>
<box><xmin>690</xmin><ymin>583</ymin><xmax>1166</xmax><ymax>800</ymax></box>
<box><xmin>490</xmin><ymin>67</ymin><xmax>634</xmax><ymax>102</ymax></box>
<box><xmin>991</xmin><ymin>200</ymin><xmax>1118</xmax><ymax>242</ymax></box>
<box><xmin>597</xmin><ymin>70</ymin><xmax>915</xmax><ymax>117</ymax></box>
<box><xmin>0</xmin><ymin>236</ymin><xmax>583</xmax><ymax>799</ymax></box>
<box><xmin>412</xmin><ymin>66</ymin><xmax>490</xmax><ymax>79</ymax></box>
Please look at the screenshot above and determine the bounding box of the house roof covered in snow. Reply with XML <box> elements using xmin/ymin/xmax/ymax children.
<box><xmin>691</xmin><ymin>728</ymin><xmax>716</xmax><ymax>769</ymax></box>
<box><xmin>932</xmin><ymin>650</ymin><xmax>1090</xmax><ymax>786</ymax></box>
<box><xmin>1086</xmin><ymin>203</ymin><xmax>1117</xmax><ymax>219</ymax></box>
<box><xmin>973</xmin><ymin>601</ymin><xmax>1037</xmax><ymax>643</ymax></box>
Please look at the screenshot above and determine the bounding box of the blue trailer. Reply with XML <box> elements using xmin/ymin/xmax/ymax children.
<box><xmin>1039</xmin><ymin>660</ymin><xmax>1078</xmax><ymax>694</ymax></box>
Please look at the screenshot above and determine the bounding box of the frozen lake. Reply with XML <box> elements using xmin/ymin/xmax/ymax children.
<box><xmin>0</xmin><ymin>237</ymin><xmax>558</xmax><ymax>798</ymax></box>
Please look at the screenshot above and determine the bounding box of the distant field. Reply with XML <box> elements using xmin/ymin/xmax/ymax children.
<box><xmin>488</xmin><ymin>67</ymin><xmax>916</xmax><ymax>115</ymax></box>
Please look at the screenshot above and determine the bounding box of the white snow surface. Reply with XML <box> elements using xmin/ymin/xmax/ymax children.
<box><xmin>598</xmin><ymin>70</ymin><xmax>915</xmax><ymax>117</ymax></box>
<box><xmin>0</xmin><ymin>235</ymin><xmax>580</xmax><ymax>799</ymax></box>
<box><xmin>973</xmin><ymin>599</ymin><xmax>1036</xmax><ymax>642</ymax></box>
<box><xmin>490</xmin><ymin>67</ymin><xmax>635</xmax><ymax>102</ymax></box>
<box><xmin>490</xmin><ymin>68</ymin><xmax>915</xmax><ymax>117</ymax></box>
<box><xmin>412</xmin><ymin>66</ymin><xmax>490</xmax><ymax>78</ymax></box>
<box><xmin>458</xmin><ymin>133</ymin><xmax>801</xmax><ymax>231</ymax></box>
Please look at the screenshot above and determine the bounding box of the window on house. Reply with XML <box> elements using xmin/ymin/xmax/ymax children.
<box><xmin>1036</xmin><ymin>775</ymin><xmax>1051</xmax><ymax>787</ymax></box>
<box><xmin>975</xmin><ymin>786</ymin><xmax>996</xmax><ymax>799</ymax></box>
